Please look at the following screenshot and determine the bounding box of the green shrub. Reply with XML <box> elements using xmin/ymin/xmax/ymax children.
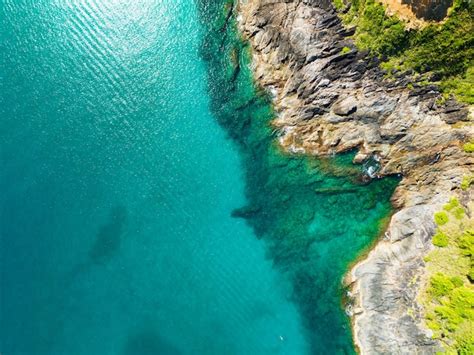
<box><xmin>333</xmin><ymin>0</ymin><xmax>345</xmax><ymax>10</ymax></box>
<box><xmin>450</xmin><ymin>286</ymin><xmax>474</xmax><ymax>314</ymax></box>
<box><xmin>341</xmin><ymin>46</ymin><xmax>351</xmax><ymax>54</ymax></box>
<box><xmin>435</xmin><ymin>285</ymin><xmax>474</xmax><ymax>332</ymax></box>
<box><xmin>456</xmin><ymin>330</ymin><xmax>474</xmax><ymax>355</ymax></box>
<box><xmin>451</xmin><ymin>276</ymin><xmax>464</xmax><ymax>288</ymax></box>
<box><xmin>469</xmin><ymin>266</ymin><xmax>474</xmax><ymax>282</ymax></box>
<box><xmin>334</xmin><ymin>0</ymin><xmax>474</xmax><ymax>104</ymax></box>
<box><xmin>443</xmin><ymin>198</ymin><xmax>465</xmax><ymax>219</ymax></box>
<box><xmin>430</xmin><ymin>272</ymin><xmax>456</xmax><ymax>297</ymax></box>
<box><xmin>341</xmin><ymin>0</ymin><xmax>409</xmax><ymax>56</ymax></box>
<box><xmin>423</xmin><ymin>200</ymin><xmax>473</xmax><ymax>353</ymax></box>
<box><xmin>434</xmin><ymin>305</ymin><xmax>463</xmax><ymax>330</ymax></box>
<box><xmin>433</xmin><ymin>231</ymin><xmax>449</xmax><ymax>247</ymax></box>
<box><xmin>440</xmin><ymin>66</ymin><xmax>474</xmax><ymax>104</ymax></box>
<box><xmin>444</xmin><ymin>197</ymin><xmax>460</xmax><ymax>211</ymax></box>
<box><xmin>434</xmin><ymin>211</ymin><xmax>449</xmax><ymax>226</ymax></box>
<box><xmin>463</xmin><ymin>141</ymin><xmax>474</xmax><ymax>153</ymax></box>
<box><xmin>426</xmin><ymin>319</ymin><xmax>441</xmax><ymax>331</ymax></box>
<box><xmin>453</xmin><ymin>207</ymin><xmax>466</xmax><ymax>220</ymax></box>
<box><xmin>458</xmin><ymin>230</ymin><xmax>474</xmax><ymax>256</ymax></box>
<box><xmin>460</xmin><ymin>175</ymin><xmax>474</xmax><ymax>190</ymax></box>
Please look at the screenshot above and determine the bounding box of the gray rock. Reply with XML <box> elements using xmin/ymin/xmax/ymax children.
<box><xmin>318</xmin><ymin>78</ymin><xmax>330</xmax><ymax>87</ymax></box>
<box><xmin>332</xmin><ymin>96</ymin><xmax>358</xmax><ymax>116</ymax></box>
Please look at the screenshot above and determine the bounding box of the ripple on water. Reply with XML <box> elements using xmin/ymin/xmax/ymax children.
<box><xmin>1</xmin><ymin>1</ymin><xmax>310</xmax><ymax>354</ymax></box>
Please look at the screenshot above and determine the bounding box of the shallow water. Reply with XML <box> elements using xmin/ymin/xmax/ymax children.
<box><xmin>198</xmin><ymin>2</ymin><xmax>400</xmax><ymax>352</ymax></box>
<box><xmin>1</xmin><ymin>1</ymin><xmax>398</xmax><ymax>354</ymax></box>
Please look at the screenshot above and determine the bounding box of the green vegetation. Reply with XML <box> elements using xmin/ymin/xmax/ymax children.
<box><xmin>433</xmin><ymin>231</ymin><xmax>449</xmax><ymax>247</ymax></box>
<box><xmin>440</xmin><ymin>66</ymin><xmax>474</xmax><ymax>105</ymax></box>
<box><xmin>461</xmin><ymin>175</ymin><xmax>474</xmax><ymax>191</ymax></box>
<box><xmin>443</xmin><ymin>197</ymin><xmax>465</xmax><ymax>220</ymax></box>
<box><xmin>339</xmin><ymin>0</ymin><xmax>408</xmax><ymax>56</ymax></box>
<box><xmin>443</xmin><ymin>197</ymin><xmax>460</xmax><ymax>211</ymax></box>
<box><xmin>435</xmin><ymin>211</ymin><xmax>449</xmax><ymax>226</ymax></box>
<box><xmin>333</xmin><ymin>0</ymin><xmax>345</xmax><ymax>11</ymax></box>
<box><xmin>429</xmin><ymin>273</ymin><xmax>460</xmax><ymax>297</ymax></box>
<box><xmin>463</xmin><ymin>140</ymin><xmax>474</xmax><ymax>153</ymax></box>
<box><xmin>333</xmin><ymin>0</ymin><xmax>474</xmax><ymax>104</ymax></box>
<box><xmin>420</xmin><ymin>199</ymin><xmax>474</xmax><ymax>353</ymax></box>
<box><xmin>341</xmin><ymin>46</ymin><xmax>352</xmax><ymax>54</ymax></box>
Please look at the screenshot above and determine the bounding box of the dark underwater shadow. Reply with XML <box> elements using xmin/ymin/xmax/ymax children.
<box><xmin>89</xmin><ymin>204</ymin><xmax>127</xmax><ymax>265</ymax></box>
<box><xmin>123</xmin><ymin>329</ymin><xmax>181</xmax><ymax>355</ymax></box>
<box><xmin>63</xmin><ymin>204</ymin><xmax>128</xmax><ymax>284</ymax></box>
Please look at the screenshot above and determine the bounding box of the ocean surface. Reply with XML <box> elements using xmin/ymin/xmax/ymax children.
<box><xmin>1</xmin><ymin>1</ymin><xmax>398</xmax><ymax>354</ymax></box>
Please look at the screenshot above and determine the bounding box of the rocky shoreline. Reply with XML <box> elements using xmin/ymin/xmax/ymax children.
<box><xmin>237</xmin><ymin>0</ymin><xmax>473</xmax><ymax>353</ymax></box>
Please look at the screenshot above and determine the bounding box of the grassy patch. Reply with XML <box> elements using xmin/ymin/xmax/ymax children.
<box><xmin>419</xmin><ymin>199</ymin><xmax>474</xmax><ymax>353</ymax></box>
<box><xmin>333</xmin><ymin>0</ymin><xmax>474</xmax><ymax>104</ymax></box>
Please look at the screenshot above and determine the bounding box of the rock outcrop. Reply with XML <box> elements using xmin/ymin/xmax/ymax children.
<box><xmin>401</xmin><ymin>0</ymin><xmax>453</xmax><ymax>21</ymax></box>
<box><xmin>378</xmin><ymin>0</ymin><xmax>453</xmax><ymax>27</ymax></box>
<box><xmin>237</xmin><ymin>0</ymin><xmax>473</xmax><ymax>353</ymax></box>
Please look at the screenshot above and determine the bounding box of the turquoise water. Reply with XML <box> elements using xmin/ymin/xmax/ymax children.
<box><xmin>1</xmin><ymin>1</ymin><xmax>398</xmax><ymax>354</ymax></box>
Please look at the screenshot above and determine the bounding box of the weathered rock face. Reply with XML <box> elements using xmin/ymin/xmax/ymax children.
<box><xmin>350</xmin><ymin>205</ymin><xmax>440</xmax><ymax>354</ymax></box>
<box><xmin>402</xmin><ymin>0</ymin><xmax>453</xmax><ymax>21</ymax></box>
<box><xmin>238</xmin><ymin>0</ymin><xmax>473</xmax><ymax>353</ymax></box>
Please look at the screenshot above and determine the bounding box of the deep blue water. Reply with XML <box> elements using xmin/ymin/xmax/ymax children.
<box><xmin>1</xmin><ymin>1</ymin><xmax>399</xmax><ymax>354</ymax></box>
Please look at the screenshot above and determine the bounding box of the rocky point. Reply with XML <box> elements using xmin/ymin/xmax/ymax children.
<box><xmin>237</xmin><ymin>0</ymin><xmax>473</xmax><ymax>353</ymax></box>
